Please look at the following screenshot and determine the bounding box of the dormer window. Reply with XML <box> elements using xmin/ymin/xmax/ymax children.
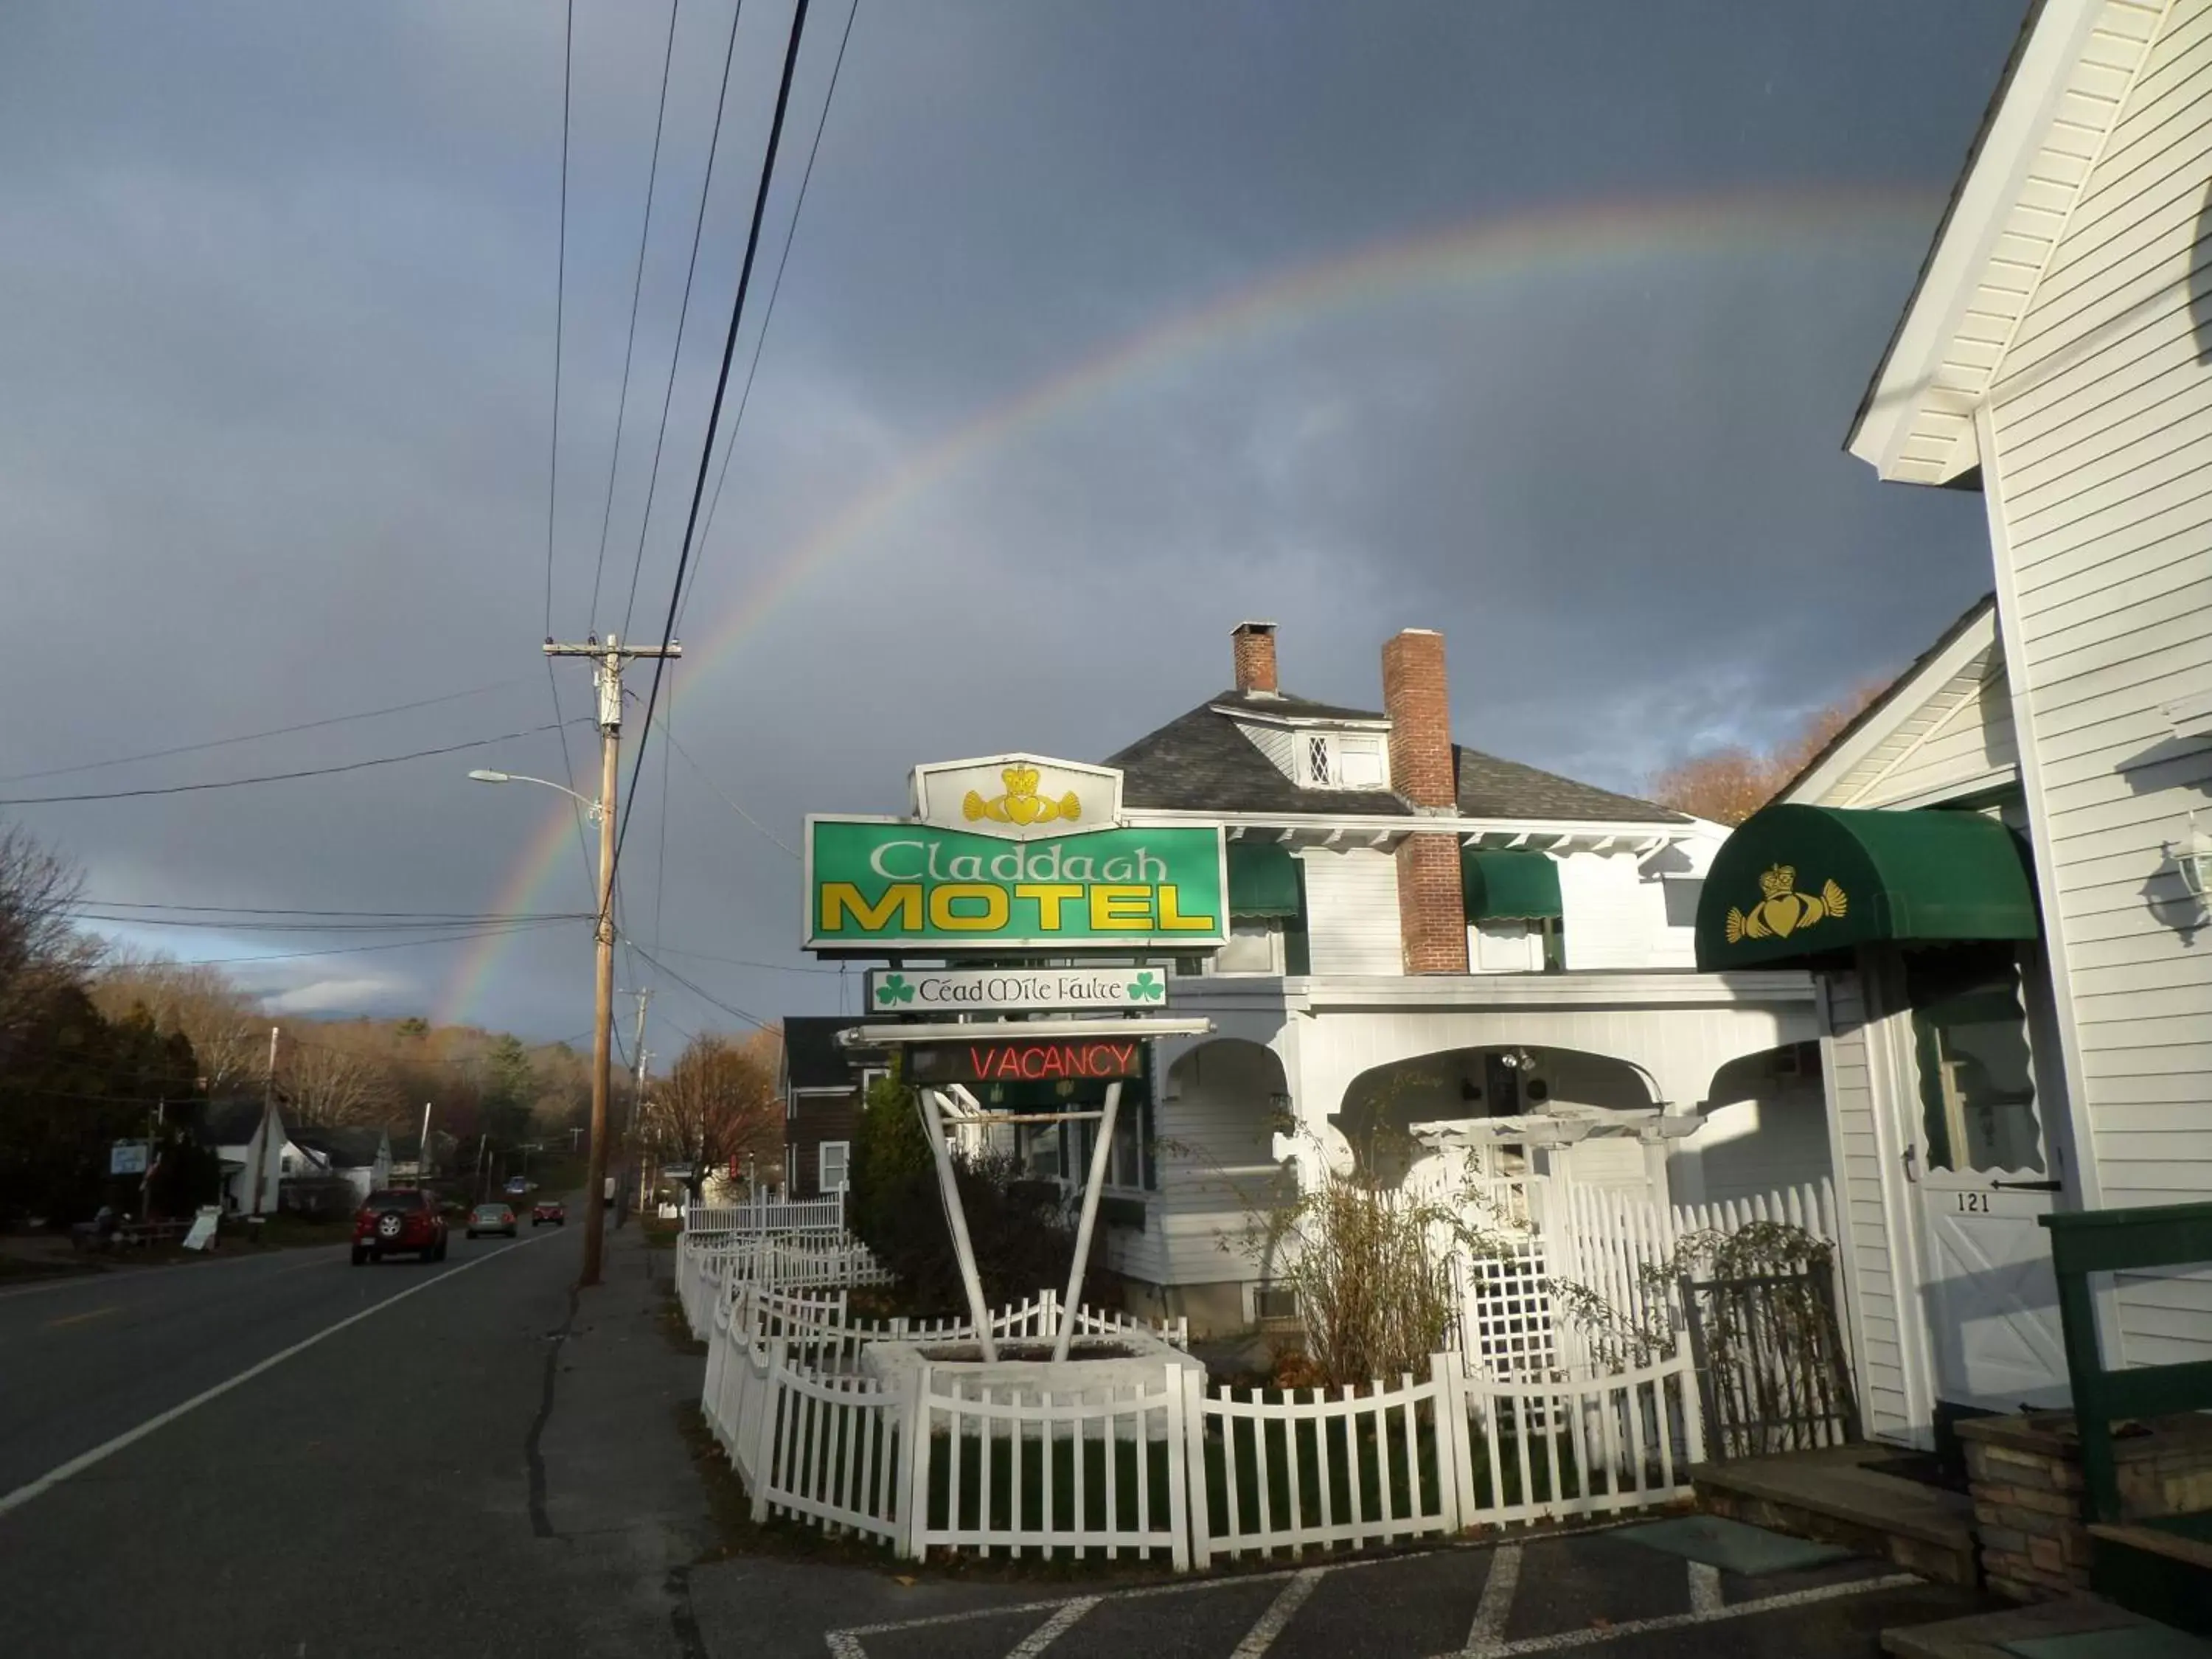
<box><xmin>1302</xmin><ymin>731</ymin><xmax>1386</xmax><ymax>790</ymax></box>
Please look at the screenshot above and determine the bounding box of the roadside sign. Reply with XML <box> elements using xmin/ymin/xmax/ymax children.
<box><xmin>110</xmin><ymin>1141</ymin><xmax>150</xmax><ymax>1176</ymax></box>
<box><xmin>908</xmin><ymin>1035</ymin><xmax>1147</xmax><ymax>1086</ymax></box>
<box><xmin>807</xmin><ymin>818</ymin><xmax>1226</xmax><ymax>950</ymax></box>
<box><xmin>865</xmin><ymin>964</ymin><xmax>1170</xmax><ymax>1013</ymax></box>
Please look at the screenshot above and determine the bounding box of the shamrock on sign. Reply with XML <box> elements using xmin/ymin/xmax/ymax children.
<box><xmin>875</xmin><ymin>973</ymin><xmax>916</xmax><ymax>1006</ymax></box>
<box><xmin>1125</xmin><ymin>971</ymin><xmax>1164</xmax><ymax>1002</ymax></box>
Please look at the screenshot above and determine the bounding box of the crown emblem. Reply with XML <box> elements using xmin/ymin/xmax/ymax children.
<box><xmin>964</xmin><ymin>765</ymin><xmax>1081</xmax><ymax>829</ymax></box>
<box><xmin>1726</xmin><ymin>863</ymin><xmax>1848</xmax><ymax>945</ymax></box>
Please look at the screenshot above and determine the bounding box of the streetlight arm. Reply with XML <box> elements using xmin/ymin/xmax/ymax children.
<box><xmin>467</xmin><ymin>770</ymin><xmax>602</xmax><ymax>820</ymax></box>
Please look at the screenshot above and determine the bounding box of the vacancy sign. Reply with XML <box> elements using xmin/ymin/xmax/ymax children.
<box><xmin>864</xmin><ymin>965</ymin><xmax>1170</xmax><ymax>1012</ymax></box>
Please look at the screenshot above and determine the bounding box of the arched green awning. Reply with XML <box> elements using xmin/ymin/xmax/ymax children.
<box><xmin>1462</xmin><ymin>849</ymin><xmax>1562</xmax><ymax>921</ymax></box>
<box><xmin>1694</xmin><ymin>803</ymin><xmax>2038</xmax><ymax>971</ymax></box>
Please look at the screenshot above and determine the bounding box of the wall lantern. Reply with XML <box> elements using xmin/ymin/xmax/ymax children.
<box><xmin>2172</xmin><ymin>813</ymin><xmax>2212</xmax><ymax>902</ymax></box>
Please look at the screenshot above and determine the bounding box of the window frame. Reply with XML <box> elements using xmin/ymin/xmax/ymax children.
<box><xmin>818</xmin><ymin>1139</ymin><xmax>852</xmax><ymax>1194</ymax></box>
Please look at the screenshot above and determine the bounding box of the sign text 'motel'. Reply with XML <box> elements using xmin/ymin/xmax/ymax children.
<box><xmin>807</xmin><ymin>821</ymin><xmax>1225</xmax><ymax>949</ymax></box>
<box><xmin>909</xmin><ymin>1039</ymin><xmax>1146</xmax><ymax>1086</ymax></box>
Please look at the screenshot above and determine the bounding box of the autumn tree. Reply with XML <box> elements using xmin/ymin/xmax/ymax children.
<box><xmin>92</xmin><ymin>952</ymin><xmax>265</xmax><ymax>1096</ymax></box>
<box><xmin>276</xmin><ymin>1035</ymin><xmax>396</xmax><ymax>1127</ymax></box>
<box><xmin>652</xmin><ymin>1031</ymin><xmax>780</xmax><ymax>1198</ymax></box>
<box><xmin>1649</xmin><ymin>680</ymin><xmax>1889</xmax><ymax>826</ymax></box>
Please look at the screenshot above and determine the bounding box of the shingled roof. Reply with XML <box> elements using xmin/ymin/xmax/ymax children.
<box><xmin>1108</xmin><ymin>695</ymin><xmax>1686</xmax><ymax>824</ymax></box>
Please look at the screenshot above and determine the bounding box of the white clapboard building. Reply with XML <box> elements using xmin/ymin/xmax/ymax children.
<box><xmin>1090</xmin><ymin>623</ymin><xmax>1830</xmax><ymax>1335</ymax></box>
<box><xmin>1693</xmin><ymin>0</ymin><xmax>2212</xmax><ymax>1450</ymax></box>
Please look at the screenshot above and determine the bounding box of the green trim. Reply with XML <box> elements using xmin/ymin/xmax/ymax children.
<box><xmin>1227</xmin><ymin>841</ymin><xmax>1302</xmax><ymax>918</ymax></box>
<box><xmin>1694</xmin><ymin>803</ymin><xmax>2038</xmax><ymax>970</ymax></box>
<box><xmin>1462</xmin><ymin>849</ymin><xmax>1562</xmax><ymax>922</ymax></box>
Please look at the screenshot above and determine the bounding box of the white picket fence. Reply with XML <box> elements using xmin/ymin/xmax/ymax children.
<box><xmin>676</xmin><ymin>1231</ymin><xmax>898</xmax><ymax>1339</ymax></box>
<box><xmin>697</xmin><ymin>1279</ymin><xmax>1703</xmax><ymax>1567</ymax></box>
<box><xmin>686</xmin><ymin>1193</ymin><xmax>844</xmax><ymax>1236</ymax></box>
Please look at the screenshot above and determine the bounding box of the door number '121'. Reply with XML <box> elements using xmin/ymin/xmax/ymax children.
<box><xmin>1955</xmin><ymin>1192</ymin><xmax>1991</xmax><ymax>1215</ymax></box>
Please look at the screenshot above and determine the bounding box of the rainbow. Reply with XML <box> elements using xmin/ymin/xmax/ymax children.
<box><xmin>437</xmin><ymin>183</ymin><xmax>1941</xmax><ymax>1025</ymax></box>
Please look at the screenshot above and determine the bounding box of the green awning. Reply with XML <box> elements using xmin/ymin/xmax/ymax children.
<box><xmin>1228</xmin><ymin>841</ymin><xmax>1302</xmax><ymax>917</ymax></box>
<box><xmin>1462</xmin><ymin>849</ymin><xmax>1562</xmax><ymax>922</ymax></box>
<box><xmin>1694</xmin><ymin>803</ymin><xmax>2039</xmax><ymax>971</ymax></box>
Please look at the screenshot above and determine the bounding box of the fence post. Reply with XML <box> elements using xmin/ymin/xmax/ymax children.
<box><xmin>900</xmin><ymin>1360</ymin><xmax>932</xmax><ymax>1562</ymax></box>
<box><xmin>1180</xmin><ymin>1366</ymin><xmax>1211</xmax><ymax>1570</ymax></box>
<box><xmin>1429</xmin><ymin>1352</ymin><xmax>1465</xmax><ymax>1534</ymax></box>
<box><xmin>749</xmin><ymin>1339</ymin><xmax>786</xmax><ymax>1523</ymax></box>
<box><xmin>1165</xmin><ymin>1363</ymin><xmax>1192</xmax><ymax>1571</ymax></box>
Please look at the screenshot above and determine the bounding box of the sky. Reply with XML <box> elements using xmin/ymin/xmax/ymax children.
<box><xmin>0</xmin><ymin>0</ymin><xmax>2025</xmax><ymax>1053</ymax></box>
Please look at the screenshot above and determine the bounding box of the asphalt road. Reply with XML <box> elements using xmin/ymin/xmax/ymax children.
<box><xmin>0</xmin><ymin>1212</ymin><xmax>716</xmax><ymax>1659</ymax></box>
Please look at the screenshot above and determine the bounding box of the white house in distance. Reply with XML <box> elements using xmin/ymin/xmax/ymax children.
<box><xmin>1098</xmin><ymin>623</ymin><xmax>1830</xmax><ymax>1332</ymax></box>
<box><xmin>1695</xmin><ymin>0</ymin><xmax>2212</xmax><ymax>1451</ymax></box>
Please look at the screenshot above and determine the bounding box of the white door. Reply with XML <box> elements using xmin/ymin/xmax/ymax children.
<box><xmin>1902</xmin><ymin>945</ymin><xmax>2069</xmax><ymax>1413</ymax></box>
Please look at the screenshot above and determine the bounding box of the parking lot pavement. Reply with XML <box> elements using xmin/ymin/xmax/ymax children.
<box><xmin>694</xmin><ymin>1520</ymin><xmax>1989</xmax><ymax>1659</ymax></box>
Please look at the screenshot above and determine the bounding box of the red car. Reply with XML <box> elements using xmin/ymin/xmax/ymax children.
<box><xmin>352</xmin><ymin>1189</ymin><xmax>448</xmax><ymax>1265</ymax></box>
<box><xmin>531</xmin><ymin>1200</ymin><xmax>566</xmax><ymax>1228</ymax></box>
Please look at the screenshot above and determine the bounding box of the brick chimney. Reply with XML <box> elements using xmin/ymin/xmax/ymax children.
<box><xmin>1231</xmin><ymin>621</ymin><xmax>1279</xmax><ymax>695</ymax></box>
<box><xmin>1382</xmin><ymin>628</ymin><xmax>1467</xmax><ymax>974</ymax></box>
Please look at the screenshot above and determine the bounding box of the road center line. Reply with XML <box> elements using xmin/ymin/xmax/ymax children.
<box><xmin>1463</xmin><ymin>1541</ymin><xmax>1522</xmax><ymax>1655</ymax></box>
<box><xmin>0</xmin><ymin>1230</ymin><xmax>557</xmax><ymax>1522</ymax></box>
<box><xmin>44</xmin><ymin>1305</ymin><xmax>119</xmax><ymax>1329</ymax></box>
<box><xmin>1231</xmin><ymin>1566</ymin><xmax>1328</xmax><ymax>1658</ymax></box>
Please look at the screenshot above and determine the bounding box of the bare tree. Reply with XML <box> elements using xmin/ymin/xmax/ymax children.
<box><xmin>91</xmin><ymin>952</ymin><xmax>265</xmax><ymax>1095</ymax></box>
<box><xmin>652</xmin><ymin>1031</ymin><xmax>780</xmax><ymax>1197</ymax></box>
<box><xmin>277</xmin><ymin>1037</ymin><xmax>395</xmax><ymax>1127</ymax></box>
<box><xmin>0</xmin><ymin>823</ymin><xmax>97</xmax><ymax>1069</ymax></box>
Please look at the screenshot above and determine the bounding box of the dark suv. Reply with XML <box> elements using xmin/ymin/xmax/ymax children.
<box><xmin>352</xmin><ymin>1189</ymin><xmax>448</xmax><ymax>1265</ymax></box>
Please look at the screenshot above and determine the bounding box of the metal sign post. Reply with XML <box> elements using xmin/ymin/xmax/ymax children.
<box><xmin>917</xmin><ymin>1085</ymin><xmax>1000</xmax><ymax>1361</ymax></box>
<box><xmin>1054</xmin><ymin>1080</ymin><xmax>1121</xmax><ymax>1362</ymax></box>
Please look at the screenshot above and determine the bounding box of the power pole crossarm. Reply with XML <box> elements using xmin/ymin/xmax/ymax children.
<box><xmin>542</xmin><ymin>633</ymin><xmax>680</xmax><ymax>1287</ymax></box>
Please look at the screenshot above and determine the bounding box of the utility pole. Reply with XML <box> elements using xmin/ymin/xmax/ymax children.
<box><xmin>544</xmin><ymin>632</ymin><xmax>680</xmax><ymax>1287</ymax></box>
<box><xmin>256</xmin><ymin>1025</ymin><xmax>279</xmax><ymax>1217</ymax></box>
<box><xmin>617</xmin><ymin>987</ymin><xmax>651</xmax><ymax>1228</ymax></box>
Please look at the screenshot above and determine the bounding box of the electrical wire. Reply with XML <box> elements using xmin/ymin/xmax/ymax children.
<box><xmin>544</xmin><ymin>0</ymin><xmax>576</xmax><ymax>639</ymax></box>
<box><xmin>649</xmin><ymin>942</ymin><xmax>841</xmax><ymax>974</ymax></box>
<box><xmin>684</xmin><ymin>0</ymin><xmax>861</xmax><ymax>635</ymax></box>
<box><xmin>83</xmin><ymin>900</ymin><xmax>594</xmax><ymax>920</ymax></box>
<box><xmin>625</xmin><ymin>942</ymin><xmax>772</xmax><ymax>1030</ymax></box>
<box><xmin>588</xmin><ymin>0</ymin><xmax>683</xmax><ymax>630</ymax></box>
<box><xmin>77</xmin><ymin>911</ymin><xmax>592</xmax><ymax>934</ymax></box>
<box><xmin>617</xmin><ymin>0</ymin><xmax>814</xmax><ymax>882</ymax></box>
<box><xmin>0</xmin><ymin>723</ymin><xmax>580</xmax><ymax>806</ymax></box>
<box><xmin>652</xmin><ymin>710</ymin><xmax>796</xmax><ymax>857</ymax></box>
<box><xmin>103</xmin><ymin>918</ymin><xmax>580</xmax><ymax>969</ymax></box>
<box><xmin>616</xmin><ymin>0</ymin><xmax>749</xmax><ymax>642</ymax></box>
<box><xmin>0</xmin><ymin>679</ymin><xmax>536</xmax><ymax>786</ymax></box>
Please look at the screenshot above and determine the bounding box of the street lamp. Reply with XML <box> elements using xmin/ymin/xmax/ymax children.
<box><xmin>468</xmin><ymin>763</ymin><xmax>616</xmax><ymax>1288</ymax></box>
<box><xmin>467</xmin><ymin>770</ymin><xmax>603</xmax><ymax>821</ymax></box>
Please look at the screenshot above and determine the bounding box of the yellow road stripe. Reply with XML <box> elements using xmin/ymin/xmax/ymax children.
<box><xmin>44</xmin><ymin>1306</ymin><xmax>119</xmax><ymax>1329</ymax></box>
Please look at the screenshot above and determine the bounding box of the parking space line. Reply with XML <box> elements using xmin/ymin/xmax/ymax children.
<box><xmin>1447</xmin><ymin>1572</ymin><xmax>1921</xmax><ymax>1657</ymax></box>
<box><xmin>1686</xmin><ymin>1561</ymin><xmax>1722</xmax><ymax>1614</ymax></box>
<box><xmin>1461</xmin><ymin>1541</ymin><xmax>1521</xmax><ymax>1655</ymax></box>
<box><xmin>1231</xmin><ymin>1567</ymin><xmax>1328</xmax><ymax>1658</ymax></box>
<box><xmin>1006</xmin><ymin>1596</ymin><xmax>1100</xmax><ymax>1658</ymax></box>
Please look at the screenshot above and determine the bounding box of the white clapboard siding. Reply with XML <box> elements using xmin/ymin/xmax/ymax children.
<box><xmin>1297</xmin><ymin>847</ymin><xmax>1402</xmax><ymax>975</ymax></box>
<box><xmin>1984</xmin><ymin>0</ymin><xmax>2212</xmax><ymax>1370</ymax></box>
<box><xmin>1553</xmin><ymin>853</ymin><xmax>1651</xmax><ymax>970</ymax></box>
<box><xmin>1232</xmin><ymin>719</ymin><xmax>1298</xmax><ymax>782</ymax></box>
<box><xmin>1816</xmin><ymin>973</ymin><xmax>1915</xmax><ymax>1439</ymax></box>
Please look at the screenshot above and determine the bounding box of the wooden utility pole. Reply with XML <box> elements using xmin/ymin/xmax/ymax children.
<box><xmin>543</xmin><ymin>633</ymin><xmax>680</xmax><ymax>1287</ymax></box>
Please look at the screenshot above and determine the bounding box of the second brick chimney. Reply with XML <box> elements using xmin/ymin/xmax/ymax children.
<box><xmin>1231</xmin><ymin>621</ymin><xmax>1279</xmax><ymax>695</ymax></box>
<box><xmin>1382</xmin><ymin>628</ymin><xmax>1468</xmax><ymax>974</ymax></box>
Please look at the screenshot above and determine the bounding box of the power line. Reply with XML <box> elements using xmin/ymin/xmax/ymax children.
<box><xmin>0</xmin><ymin>679</ymin><xmax>534</xmax><ymax>785</ymax></box>
<box><xmin>0</xmin><ymin>723</ymin><xmax>580</xmax><ymax>806</ymax></box>
<box><xmin>544</xmin><ymin>0</ymin><xmax>577</xmax><ymax>638</ymax></box>
<box><xmin>651</xmin><ymin>709</ymin><xmax>797</xmax><ymax>857</ymax></box>
<box><xmin>625</xmin><ymin>942</ymin><xmax>773</xmax><ymax>1030</ymax></box>
<box><xmin>686</xmin><ymin>0</ymin><xmax>861</xmax><ymax>634</ymax></box>
<box><xmin>84</xmin><ymin>900</ymin><xmax>593</xmax><ymax>921</ymax></box>
<box><xmin>589</xmin><ymin>0</ymin><xmax>684</xmax><ymax>630</ymax></box>
<box><xmin>78</xmin><ymin>911</ymin><xmax>591</xmax><ymax>935</ymax></box>
<box><xmin>105</xmin><ymin>919</ymin><xmax>579</xmax><ymax>969</ymax></box>
<box><xmin>650</xmin><ymin>942</ymin><xmax>841</xmax><ymax>975</ymax></box>
<box><xmin>618</xmin><ymin>0</ymin><xmax>815</xmax><ymax>882</ymax></box>
<box><xmin>616</xmin><ymin>0</ymin><xmax>750</xmax><ymax>641</ymax></box>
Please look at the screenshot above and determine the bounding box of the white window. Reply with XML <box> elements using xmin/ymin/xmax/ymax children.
<box><xmin>818</xmin><ymin>1141</ymin><xmax>850</xmax><ymax>1194</ymax></box>
<box><xmin>1212</xmin><ymin>918</ymin><xmax>1280</xmax><ymax>975</ymax></box>
<box><xmin>1299</xmin><ymin>730</ymin><xmax>1388</xmax><ymax>790</ymax></box>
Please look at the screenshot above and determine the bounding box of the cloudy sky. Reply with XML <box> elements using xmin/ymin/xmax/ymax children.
<box><xmin>1</xmin><ymin>0</ymin><xmax>2023</xmax><ymax>1051</ymax></box>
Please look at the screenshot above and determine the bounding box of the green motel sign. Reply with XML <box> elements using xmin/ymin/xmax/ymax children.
<box><xmin>805</xmin><ymin>818</ymin><xmax>1228</xmax><ymax>950</ymax></box>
